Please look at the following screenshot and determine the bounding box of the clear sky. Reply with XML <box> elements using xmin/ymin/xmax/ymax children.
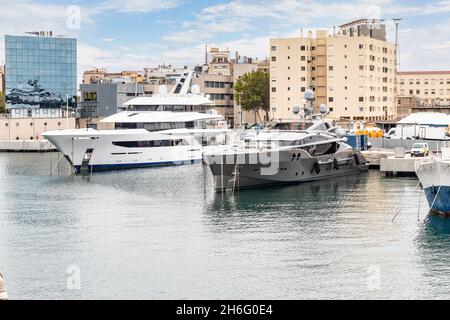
<box><xmin>1</xmin><ymin>0</ymin><xmax>450</xmax><ymax>83</ymax></box>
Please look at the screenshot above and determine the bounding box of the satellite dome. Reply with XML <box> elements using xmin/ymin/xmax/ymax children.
<box><xmin>319</xmin><ymin>104</ymin><xmax>329</xmax><ymax>114</ymax></box>
<box><xmin>191</xmin><ymin>84</ymin><xmax>201</xmax><ymax>95</ymax></box>
<box><xmin>158</xmin><ymin>85</ymin><xmax>168</xmax><ymax>95</ymax></box>
<box><xmin>292</xmin><ymin>106</ymin><xmax>300</xmax><ymax>114</ymax></box>
<box><xmin>304</xmin><ymin>89</ymin><xmax>315</xmax><ymax>101</ymax></box>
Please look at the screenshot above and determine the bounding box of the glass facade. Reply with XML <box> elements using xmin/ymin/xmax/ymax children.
<box><xmin>5</xmin><ymin>35</ymin><xmax>77</xmax><ymax>111</ymax></box>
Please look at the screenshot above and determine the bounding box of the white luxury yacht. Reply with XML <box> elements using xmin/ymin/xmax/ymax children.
<box><xmin>43</xmin><ymin>71</ymin><xmax>236</xmax><ymax>173</ymax></box>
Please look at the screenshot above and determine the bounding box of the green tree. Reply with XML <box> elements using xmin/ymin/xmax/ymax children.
<box><xmin>0</xmin><ymin>93</ymin><xmax>5</xmax><ymax>114</ymax></box>
<box><xmin>234</xmin><ymin>70</ymin><xmax>270</xmax><ymax>123</ymax></box>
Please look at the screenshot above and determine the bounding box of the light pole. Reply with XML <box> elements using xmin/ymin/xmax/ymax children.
<box><xmin>393</xmin><ymin>18</ymin><xmax>402</xmax><ymax>121</ymax></box>
<box><xmin>237</xmin><ymin>93</ymin><xmax>243</xmax><ymax>128</ymax></box>
<box><xmin>66</xmin><ymin>94</ymin><xmax>69</xmax><ymax>129</ymax></box>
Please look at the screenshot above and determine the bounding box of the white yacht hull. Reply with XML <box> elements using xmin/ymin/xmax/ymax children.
<box><xmin>43</xmin><ymin>129</ymin><xmax>218</xmax><ymax>173</ymax></box>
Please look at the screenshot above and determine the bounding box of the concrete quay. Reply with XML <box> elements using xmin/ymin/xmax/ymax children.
<box><xmin>361</xmin><ymin>148</ymin><xmax>395</xmax><ymax>167</ymax></box>
<box><xmin>0</xmin><ymin>139</ymin><xmax>56</xmax><ymax>152</ymax></box>
<box><xmin>362</xmin><ymin>147</ymin><xmax>435</xmax><ymax>176</ymax></box>
<box><xmin>379</xmin><ymin>154</ymin><xmax>429</xmax><ymax>176</ymax></box>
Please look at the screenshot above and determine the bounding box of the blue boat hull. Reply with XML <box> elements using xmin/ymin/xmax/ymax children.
<box><xmin>74</xmin><ymin>159</ymin><xmax>201</xmax><ymax>174</ymax></box>
<box><xmin>424</xmin><ymin>186</ymin><xmax>450</xmax><ymax>216</ymax></box>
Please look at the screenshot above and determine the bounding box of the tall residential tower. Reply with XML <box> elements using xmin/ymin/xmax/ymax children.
<box><xmin>269</xmin><ymin>19</ymin><xmax>397</xmax><ymax>122</ymax></box>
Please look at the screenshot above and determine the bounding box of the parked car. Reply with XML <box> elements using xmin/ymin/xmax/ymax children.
<box><xmin>410</xmin><ymin>143</ymin><xmax>429</xmax><ymax>157</ymax></box>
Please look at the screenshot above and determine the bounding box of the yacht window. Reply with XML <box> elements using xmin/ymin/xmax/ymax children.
<box><xmin>112</xmin><ymin>139</ymin><xmax>187</xmax><ymax>148</ymax></box>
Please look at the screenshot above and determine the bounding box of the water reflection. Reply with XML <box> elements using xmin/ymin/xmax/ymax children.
<box><xmin>3</xmin><ymin>152</ymin><xmax>450</xmax><ymax>299</ymax></box>
<box><xmin>210</xmin><ymin>173</ymin><xmax>366</xmax><ymax>212</ymax></box>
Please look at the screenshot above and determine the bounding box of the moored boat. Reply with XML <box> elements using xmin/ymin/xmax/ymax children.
<box><xmin>416</xmin><ymin>153</ymin><xmax>450</xmax><ymax>217</ymax></box>
<box><xmin>204</xmin><ymin>117</ymin><xmax>369</xmax><ymax>192</ymax></box>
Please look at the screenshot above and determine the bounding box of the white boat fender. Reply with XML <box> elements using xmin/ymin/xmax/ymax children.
<box><xmin>0</xmin><ymin>273</ymin><xmax>8</xmax><ymax>300</ymax></box>
<box><xmin>354</xmin><ymin>153</ymin><xmax>360</xmax><ymax>165</ymax></box>
<box><xmin>311</xmin><ymin>160</ymin><xmax>321</xmax><ymax>174</ymax></box>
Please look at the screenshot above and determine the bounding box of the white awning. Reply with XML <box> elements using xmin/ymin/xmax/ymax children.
<box><xmin>100</xmin><ymin>111</ymin><xmax>225</xmax><ymax>123</ymax></box>
<box><xmin>123</xmin><ymin>94</ymin><xmax>214</xmax><ymax>106</ymax></box>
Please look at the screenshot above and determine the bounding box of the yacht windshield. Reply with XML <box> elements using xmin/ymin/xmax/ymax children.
<box><xmin>269</xmin><ymin>122</ymin><xmax>313</xmax><ymax>131</ymax></box>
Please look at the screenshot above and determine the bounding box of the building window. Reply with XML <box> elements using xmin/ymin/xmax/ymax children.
<box><xmin>359</xmin><ymin>97</ymin><xmax>364</xmax><ymax>102</ymax></box>
<box><xmin>271</xmin><ymin>46</ymin><xmax>276</xmax><ymax>51</ymax></box>
<box><xmin>329</xmin><ymin>66</ymin><xmax>334</xmax><ymax>71</ymax></box>
<box><xmin>301</xmin><ymin>56</ymin><xmax>306</xmax><ymax>61</ymax></box>
<box><xmin>328</xmin><ymin>97</ymin><xmax>334</xmax><ymax>102</ymax></box>
<box><xmin>301</xmin><ymin>87</ymin><xmax>306</xmax><ymax>92</ymax></box>
<box><xmin>359</xmin><ymin>44</ymin><xmax>364</xmax><ymax>49</ymax></box>
<box><xmin>287</xmin><ymin>56</ymin><xmax>290</xmax><ymax>60</ymax></box>
<box><xmin>271</xmin><ymin>87</ymin><xmax>276</xmax><ymax>93</ymax></box>
<box><xmin>301</xmin><ymin>66</ymin><xmax>306</xmax><ymax>71</ymax></box>
<box><xmin>300</xmin><ymin>45</ymin><xmax>306</xmax><ymax>51</ymax></box>
<box><xmin>83</xmin><ymin>92</ymin><xmax>97</xmax><ymax>102</ymax></box>
<box><xmin>271</xmin><ymin>56</ymin><xmax>276</xmax><ymax>62</ymax></box>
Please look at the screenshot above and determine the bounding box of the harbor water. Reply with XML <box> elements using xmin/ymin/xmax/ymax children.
<box><xmin>1</xmin><ymin>152</ymin><xmax>450</xmax><ymax>300</ymax></box>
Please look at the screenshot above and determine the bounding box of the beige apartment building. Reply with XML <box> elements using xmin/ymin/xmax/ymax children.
<box><xmin>270</xmin><ymin>19</ymin><xmax>397</xmax><ymax>122</ymax></box>
<box><xmin>193</xmin><ymin>48</ymin><xmax>269</xmax><ymax>126</ymax></box>
<box><xmin>397</xmin><ymin>71</ymin><xmax>450</xmax><ymax>110</ymax></box>
<box><xmin>83</xmin><ymin>68</ymin><xmax>146</xmax><ymax>85</ymax></box>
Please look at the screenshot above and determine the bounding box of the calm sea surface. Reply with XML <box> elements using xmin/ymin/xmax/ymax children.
<box><xmin>1</xmin><ymin>152</ymin><xmax>450</xmax><ymax>300</ymax></box>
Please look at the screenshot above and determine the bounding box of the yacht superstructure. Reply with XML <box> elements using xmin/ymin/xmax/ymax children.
<box><xmin>43</xmin><ymin>70</ymin><xmax>235</xmax><ymax>173</ymax></box>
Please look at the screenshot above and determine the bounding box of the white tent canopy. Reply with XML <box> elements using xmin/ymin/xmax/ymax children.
<box><xmin>397</xmin><ymin>112</ymin><xmax>450</xmax><ymax>126</ymax></box>
<box><xmin>123</xmin><ymin>94</ymin><xmax>214</xmax><ymax>107</ymax></box>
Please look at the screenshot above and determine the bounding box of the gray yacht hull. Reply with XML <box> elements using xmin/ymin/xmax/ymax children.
<box><xmin>205</xmin><ymin>147</ymin><xmax>368</xmax><ymax>192</ymax></box>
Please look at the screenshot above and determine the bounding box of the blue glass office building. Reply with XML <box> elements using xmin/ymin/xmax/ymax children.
<box><xmin>5</xmin><ymin>34</ymin><xmax>77</xmax><ymax>116</ymax></box>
